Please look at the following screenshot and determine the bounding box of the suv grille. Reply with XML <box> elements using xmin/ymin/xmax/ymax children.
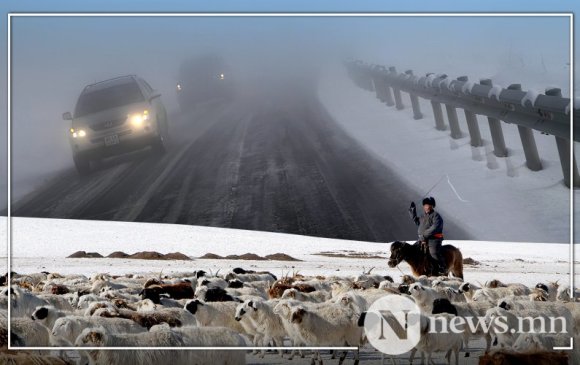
<box><xmin>90</xmin><ymin>117</ymin><xmax>127</xmax><ymax>131</ymax></box>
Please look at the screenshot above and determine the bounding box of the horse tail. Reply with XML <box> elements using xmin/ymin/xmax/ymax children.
<box><xmin>452</xmin><ymin>246</ymin><xmax>464</xmax><ymax>280</ymax></box>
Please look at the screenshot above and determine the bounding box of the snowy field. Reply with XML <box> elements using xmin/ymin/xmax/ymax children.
<box><xmin>0</xmin><ymin>217</ymin><xmax>577</xmax><ymax>364</ymax></box>
<box><xmin>318</xmin><ymin>63</ymin><xmax>576</xmax><ymax>244</ymax></box>
<box><xmin>3</xmin><ymin>217</ymin><xmax>576</xmax><ymax>288</ymax></box>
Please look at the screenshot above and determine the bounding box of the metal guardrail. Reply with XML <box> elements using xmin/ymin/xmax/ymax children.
<box><xmin>345</xmin><ymin>60</ymin><xmax>579</xmax><ymax>188</ymax></box>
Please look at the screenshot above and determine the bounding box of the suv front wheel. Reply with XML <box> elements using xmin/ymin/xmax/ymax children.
<box><xmin>73</xmin><ymin>154</ymin><xmax>91</xmax><ymax>175</ymax></box>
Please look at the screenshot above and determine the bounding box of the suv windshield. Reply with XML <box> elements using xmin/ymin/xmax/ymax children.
<box><xmin>74</xmin><ymin>81</ymin><xmax>144</xmax><ymax>118</ymax></box>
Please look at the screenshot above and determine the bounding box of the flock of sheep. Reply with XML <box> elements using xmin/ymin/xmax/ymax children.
<box><xmin>0</xmin><ymin>267</ymin><xmax>578</xmax><ymax>365</ymax></box>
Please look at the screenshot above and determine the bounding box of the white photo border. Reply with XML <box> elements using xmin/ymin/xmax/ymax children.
<box><xmin>6</xmin><ymin>12</ymin><xmax>574</xmax><ymax>352</ymax></box>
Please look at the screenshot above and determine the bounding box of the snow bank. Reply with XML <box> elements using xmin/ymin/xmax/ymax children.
<box><xmin>0</xmin><ymin>217</ymin><xmax>574</xmax><ymax>288</ymax></box>
<box><xmin>318</xmin><ymin>63</ymin><xmax>571</xmax><ymax>243</ymax></box>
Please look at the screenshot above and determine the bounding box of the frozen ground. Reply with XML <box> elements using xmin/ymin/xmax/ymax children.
<box><xmin>3</xmin><ymin>217</ymin><xmax>576</xmax><ymax>288</ymax></box>
<box><xmin>0</xmin><ymin>217</ymin><xmax>577</xmax><ymax>364</ymax></box>
<box><xmin>317</xmin><ymin>62</ymin><xmax>576</xmax><ymax>243</ymax></box>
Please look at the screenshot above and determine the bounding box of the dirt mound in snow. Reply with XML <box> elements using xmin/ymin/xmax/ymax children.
<box><xmin>68</xmin><ymin>251</ymin><xmax>191</xmax><ymax>260</ymax></box>
<box><xmin>128</xmin><ymin>251</ymin><xmax>165</xmax><ymax>260</ymax></box>
<box><xmin>162</xmin><ymin>252</ymin><xmax>192</xmax><ymax>260</ymax></box>
<box><xmin>463</xmin><ymin>257</ymin><xmax>480</xmax><ymax>266</ymax></box>
<box><xmin>198</xmin><ymin>252</ymin><xmax>300</xmax><ymax>261</ymax></box>
<box><xmin>67</xmin><ymin>251</ymin><xmax>103</xmax><ymax>258</ymax></box>
<box><xmin>199</xmin><ymin>253</ymin><xmax>224</xmax><ymax>259</ymax></box>
<box><xmin>265</xmin><ymin>253</ymin><xmax>301</xmax><ymax>261</ymax></box>
<box><xmin>226</xmin><ymin>253</ymin><xmax>267</xmax><ymax>261</ymax></box>
<box><xmin>107</xmin><ymin>251</ymin><xmax>129</xmax><ymax>258</ymax></box>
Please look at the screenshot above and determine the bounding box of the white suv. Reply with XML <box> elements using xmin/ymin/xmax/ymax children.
<box><xmin>63</xmin><ymin>75</ymin><xmax>169</xmax><ymax>174</ymax></box>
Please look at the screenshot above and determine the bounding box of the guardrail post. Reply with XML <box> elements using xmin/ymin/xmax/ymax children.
<box><xmin>458</xmin><ymin>76</ymin><xmax>483</xmax><ymax>147</ymax></box>
<box><xmin>555</xmin><ymin>137</ymin><xmax>580</xmax><ymax>188</ymax></box>
<box><xmin>479</xmin><ymin>79</ymin><xmax>507</xmax><ymax>157</ymax></box>
<box><xmin>381</xmin><ymin>71</ymin><xmax>395</xmax><ymax>107</ymax></box>
<box><xmin>545</xmin><ymin>87</ymin><xmax>580</xmax><ymax>187</ymax></box>
<box><xmin>431</xmin><ymin>101</ymin><xmax>446</xmax><ymax>130</ymax></box>
<box><xmin>372</xmin><ymin>69</ymin><xmax>385</xmax><ymax>102</ymax></box>
<box><xmin>445</xmin><ymin>104</ymin><xmax>462</xmax><ymax>139</ymax></box>
<box><xmin>389</xmin><ymin>66</ymin><xmax>405</xmax><ymax>110</ymax></box>
<box><xmin>516</xmin><ymin>125</ymin><xmax>542</xmax><ymax>171</ymax></box>
<box><xmin>508</xmin><ymin>84</ymin><xmax>543</xmax><ymax>171</ymax></box>
<box><xmin>405</xmin><ymin>70</ymin><xmax>423</xmax><ymax>119</ymax></box>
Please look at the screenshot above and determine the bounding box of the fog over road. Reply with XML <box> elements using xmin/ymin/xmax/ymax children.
<box><xmin>10</xmin><ymin>80</ymin><xmax>469</xmax><ymax>242</ymax></box>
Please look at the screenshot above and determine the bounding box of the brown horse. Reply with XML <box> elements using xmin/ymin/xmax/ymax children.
<box><xmin>387</xmin><ymin>241</ymin><xmax>464</xmax><ymax>279</ymax></box>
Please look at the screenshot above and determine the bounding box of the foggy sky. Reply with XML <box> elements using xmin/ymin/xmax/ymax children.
<box><xmin>0</xmin><ymin>4</ymin><xmax>574</xmax><ymax>210</ymax></box>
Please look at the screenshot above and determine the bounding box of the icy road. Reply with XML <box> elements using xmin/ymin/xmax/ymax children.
<box><xmin>9</xmin><ymin>83</ymin><xmax>470</xmax><ymax>242</ymax></box>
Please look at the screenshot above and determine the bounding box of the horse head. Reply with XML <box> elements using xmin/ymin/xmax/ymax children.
<box><xmin>388</xmin><ymin>241</ymin><xmax>407</xmax><ymax>268</ymax></box>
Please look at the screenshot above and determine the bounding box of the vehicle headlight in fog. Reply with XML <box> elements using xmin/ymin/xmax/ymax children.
<box><xmin>219</xmin><ymin>73</ymin><xmax>225</xmax><ymax>80</ymax></box>
<box><xmin>129</xmin><ymin>110</ymin><xmax>150</xmax><ymax>127</ymax></box>
<box><xmin>176</xmin><ymin>83</ymin><xmax>182</xmax><ymax>91</ymax></box>
<box><xmin>70</xmin><ymin>128</ymin><xmax>87</xmax><ymax>138</ymax></box>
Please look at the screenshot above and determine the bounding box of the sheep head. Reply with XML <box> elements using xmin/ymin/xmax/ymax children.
<box><xmin>76</xmin><ymin>327</ymin><xmax>106</xmax><ymax>347</ymax></box>
<box><xmin>184</xmin><ymin>299</ymin><xmax>203</xmax><ymax>315</ymax></box>
<box><xmin>291</xmin><ymin>307</ymin><xmax>306</xmax><ymax>324</ymax></box>
<box><xmin>31</xmin><ymin>306</ymin><xmax>49</xmax><ymax>320</ymax></box>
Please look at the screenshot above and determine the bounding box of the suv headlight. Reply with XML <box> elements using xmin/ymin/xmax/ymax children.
<box><xmin>129</xmin><ymin>110</ymin><xmax>150</xmax><ymax>127</ymax></box>
<box><xmin>70</xmin><ymin>128</ymin><xmax>87</xmax><ymax>138</ymax></box>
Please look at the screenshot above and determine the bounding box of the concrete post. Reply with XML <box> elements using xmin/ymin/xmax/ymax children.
<box><xmin>518</xmin><ymin>126</ymin><xmax>543</xmax><ymax>171</ymax></box>
<box><xmin>405</xmin><ymin>70</ymin><xmax>423</xmax><ymax>120</ymax></box>
<box><xmin>555</xmin><ymin>137</ymin><xmax>580</xmax><ymax>188</ymax></box>
<box><xmin>373</xmin><ymin>73</ymin><xmax>384</xmax><ymax>102</ymax></box>
<box><xmin>381</xmin><ymin>74</ymin><xmax>395</xmax><ymax>107</ymax></box>
<box><xmin>509</xmin><ymin>83</ymin><xmax>542</xmax><ymax>171</ymax></box>
<box><xmin>457</xmin><ymin>76</ymin><xmax>483</xmax><ymax>147</ymax></box>
<box><xmin>445</xmin><ymin>104</ymin><xmax>462</xmax><ymax>139</ymax></box>
<box><xmin>431</xmin><ymin>101</ymin><xmax>446</xmax><ymax>130</ymax></box>
<box><xmin>389</xmin><ymin>66</ymin><xmax>405</xmax><ymax>110</ymax></box>
<box><xmin>480</xmin><ymin>79</ymin><xmax>508</xmax><ymax>157</ymax></box>
<box><xmin>464</xmin><ymin>110</ymin><xmax>483</xmax><ymax>147</ymax></box>
<box><xmin>545</xmin><ymin>87</ymin><xmax>580</xmax><ymax>187</ymax></box>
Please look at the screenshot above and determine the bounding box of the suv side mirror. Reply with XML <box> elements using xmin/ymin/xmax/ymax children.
<box><xmin>148</xmin><ymin>92</ymin><xmax>161</xmax><ymax>102</ymax></box>
<box><xmin>62</xmin><ymin>112</ymin><xmax>72</xmax><ymax>120</ymax></box>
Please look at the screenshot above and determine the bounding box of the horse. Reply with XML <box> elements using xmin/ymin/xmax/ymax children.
<box><xmin>387</xmin><ymin>240</ymin><xmax>464</xmax><ymax>279</ymax></box>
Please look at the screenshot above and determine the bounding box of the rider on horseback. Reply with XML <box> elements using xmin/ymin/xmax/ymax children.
<box><xmin>409</xmin><ymin>197</ymin><xmax>446</xmax><ymax>276</ymax></box>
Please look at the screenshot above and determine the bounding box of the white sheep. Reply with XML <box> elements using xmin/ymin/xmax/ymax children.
<box><xmin>4</xmin><ymin>287</ymin><xmax>49</xmax><ymax>318</ymax></box>
<box><xmin>76</xmin><ymin>294</ymin><xmax>101</xmax><ymax>309</ymax></box>
<box><xmin>37</xmin><ymin>294</ymin><xmax>75</xmax><ymax>312</ymax></box>
<box><xmin>287</xmin><ymin>301</ymin><xmax>361</xmax><ymax>364</ymax></box>
<box><xmin>472</xmin><ymin>287</ymin><xmax>528</xmax><ymax>303</ymax></box>
<box><xmin>226</xmin><ymin>286</ymin><xmax>268</xmax><ymax>300</ymax></box>
<box><xmin>227</xmin><ymin>272</ymin><xmax>276</xmax><ymax>283</ymax></box>
<box><xmin>431</xmin><ymin>297</ymin><xmax>494</xmax><ymax>356</ymax></box>
<box><xmin>90</xmin><ymin>279</ymin><xmax>126</xmax><ymax>294</ymax></box>
<box><xmin>352</xmin><ymin>274</ymin><xmax>388</xmax><ymax>289</ymax></box>
<box><xmin>484</xmin><ymin>306</ymin><xmax>571</xmax><ymax>348</ymax></box>
<box><xmin>535</xmin><ymin>281</ymin><xmax>559</xmax><ymax>301</ymax></box>
<box><xmin>557</xmin><ymin>285</ymin><xmax>573</xmax><ymax>302</ymax></box>
<box><xmin>292</xmin><ymin>279</ymin><xmax>332</xmax><ymax>292</ymax></box>
<box><xmin>281</xmin><ymin>288</ymin><xmax>329</xmax><ymax>303</ymax></box>
<box><xmin>12</xmin><ymin>317</ymin><xmax>51</xmax><ymax>347</ymax></box>
<box><xmin>51</xmin><ymin>315</ymin><xmax>147</xmax><ymax>344</ymax></box>
<box><xmin>184</xmin><ymin>299</ymin><xmax>245</xmax><ymax>333</ymax></box>
<box><xmin>197</xmin><ymin>276</ymin><xmax>228</xmax><ymax>289</ymax></box>
<box><xmin>236</xmin><ymin>299</ymin><xmax>286</xmax><ymax>358</ymax></box>
<box><xmin>75</xmin><ymin>326</ymin><xmax>246</xmax><ymax>365</ymax></box>
<box><xmin>457</xmin><ymin>282</ymin><xmax>481</xmax><ymax>302</ymax></box>
<box><xmin>31</xmin><ymin>305</ymin><xmax>69</xmax><ymax>331</ymax></box>
<box><xmin>409</xmin><ymin>313</ymin><xmax>463</xmax><ymax>365</ymax></box>
<box><xmin>408</xmin><ymin>283</ymin><xmax>444</xmax><ymax>313</ymax></box>
<box><xmin>234</xmin><ymin>302</ymin><xmax>260</xmax><ymax>349</ymax></box>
